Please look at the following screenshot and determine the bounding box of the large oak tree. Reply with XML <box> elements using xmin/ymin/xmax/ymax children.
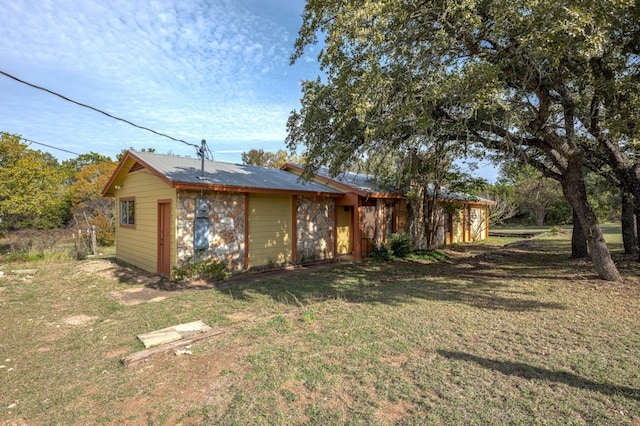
<box><xmin>288</xmin><ymin>0</ymin><xmax>640</xmax><ymax>281</ymax></box>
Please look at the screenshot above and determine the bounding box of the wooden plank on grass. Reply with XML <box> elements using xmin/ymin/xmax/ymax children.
<box><xmin>121</xmin><ymin>329</ymin><xmax>225</xmax><ymax>367</ymax></box>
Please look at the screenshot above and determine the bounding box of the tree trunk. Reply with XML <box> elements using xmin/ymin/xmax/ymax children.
<box><xmin>408</xmin><ymin>184</ymin><xmax>428</xmax><ymax>250</ymax></box>
<box><xmin>533</xmin><ymin>207</ymin><xmax>546</xmax><ymax>227</ymax></box>
<box><xmin>561</xmin><ymin>155</ymin><xmax>621</xmax><ymax>281</ymax></box>
<box><xmin>571</xmin><ymin>209</ymin><xmax>588</xmax><ymax>258</ymax></box>
<box><xmin>621</xmin><ymin>193</ymin><xmax>638</xmax><ymax>255</ymax></box>
<box><xmin>636</xmin><ymin>206</ymin><xmax>640</xmax><ymax>262</ymax></box>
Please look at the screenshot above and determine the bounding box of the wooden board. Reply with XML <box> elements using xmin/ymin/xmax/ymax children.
<box><xmin>121</xmin><ymin>329</ymin><xmax>225</xmax><ymax>367</ymax></box>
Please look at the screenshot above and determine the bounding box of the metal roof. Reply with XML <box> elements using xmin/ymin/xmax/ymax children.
<box><xmin>312</xmin><ymin>165</ymin><xmax>493</xmax><ymax>204</ymax></box>
<box><xmin>314</xmin><ymin>167</ymin><xmax>403</xmax><ymax>195</ymax></box>
<box><xmin>129</xmin><ymin>151</ymin><xmax>342</xmax><ymax>195</ymax></box>
<box><xmin>433</xmin><ymin>187</ymin><xmax>495</xmax><ymax>204</ymax></box>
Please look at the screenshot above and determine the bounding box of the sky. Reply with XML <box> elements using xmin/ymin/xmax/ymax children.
<box><xmin>0</xmin><ymin>0</ymin><xmax>497</xmax><ymax>181</ymax></box>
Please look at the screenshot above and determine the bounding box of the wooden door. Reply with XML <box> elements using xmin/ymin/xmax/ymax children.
<box><xmin>336</xmin><ymin>206</ymin><xmax>352</xmax><ymax>255</ymax></box>
<box><xmin>157</xmin><ymin>201</ymin><xmax>171</xmax><ymax>276</ymax></box>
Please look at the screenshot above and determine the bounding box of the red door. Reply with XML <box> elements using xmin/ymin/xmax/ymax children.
<box><xmin>157</xmin><ymin>201</ymin><xmax>171</xmax><ymax>276</ymax></box>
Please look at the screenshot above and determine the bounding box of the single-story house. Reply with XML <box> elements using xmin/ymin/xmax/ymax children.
<box><xmin>282</xmin><ymin>164</ymin><xmax>494</xmax><ymax>253</ymax></box>
<box><xmin>102</xmin><ymin>151</ymin><xmax>493</xmax><ymax>277</ymax></box>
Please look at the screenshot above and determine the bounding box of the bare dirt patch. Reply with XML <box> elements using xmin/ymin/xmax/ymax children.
<box><xmin>73</xmin><ymin>258</ymin><xmax>162</xmax><ymax>287</ymax></box>
<box><xmin>62</xmin><ymin>314</ymin><xmax>98</xmax><ymax>326</ymax></box>
<box><xmin>107</xmin><ymin>287</ymin><xmax>170</xmax><ymax>306</ymax></box>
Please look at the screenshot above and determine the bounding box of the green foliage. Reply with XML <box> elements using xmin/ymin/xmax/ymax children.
<box><xmin>0</xmin><ymin>133</ymin><xmax>71</xmax><ymax>230</ymax></box>
<box><xmin>584</xmin><ymin>172</ymin><xmax>621</xmax><ymax>222</ymax></box>
<box><xmin>68</xmin><ymin>161</ymin><xmax>117</xmax><ymax>245</ymax></box>
<box><xmin>0</xmin><ymin>132</ymin><xmax>119</xmax><ymax>236</ymax></box>
<box><xmin>241</xmin><ymin>148</ymin><xmax>305</xmax><ymax>169</ymax></box>
<box><xmin>288</xmin><ymin>0</ymin><xmax>639</xmax><ymax>281</ymax></box>
<box><xmin>91</xmin><ymin>212</ymin><xmax>115</xmax><ymax>246</ymax></box>
<box><xmin>389</xmin><ymin>233</ymin><xmax>411</xmax><ymax>258</ymax></box>
<box><xmin>369</xmin><ymin>242</ymin><xmax>394</xmax><ymax>262</ymax></box>
<box><xmin>370</xmin><ymin>233</ymin><xmax>412</xmax><ymax>261</ymax></box>
<box><xmin>172</xmin><ymin>257</ymin><xmax>229</xmax><ymax>282</ymax></box>
<box><xmin>61</xmin><ymin>152</ymin><xmax>113</xmax><ymax>178</ymax></box>
<box><xmin>497</xmin><ymin>164</ymin><xmax>570</xmax><ymax>226</ymax></box>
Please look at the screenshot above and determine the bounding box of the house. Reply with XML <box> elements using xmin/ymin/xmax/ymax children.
<box><xmin>102</xmin><ymin>151</ymin><xmax>493</xmax><ymax>277</ymax></box>
<box><xmin>281</xmin><ymin>164</ymin><xmax>408</xmax><ymax>258</ymax></box>
<box><xmin>283</xmin><ymin>164</ymin><xmax>494</xmax><ymax>254</ymax></box>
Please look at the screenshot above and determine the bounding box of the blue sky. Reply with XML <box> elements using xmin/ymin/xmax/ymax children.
<box><xmin>0</xmin><ymin>0</ymin><xmax>497</xmax><ymax>181</ymax></box>
<box><xmin>0</xmin><ymin>0</ymin><xmax>321</xmax><ymax>163</ymax></box>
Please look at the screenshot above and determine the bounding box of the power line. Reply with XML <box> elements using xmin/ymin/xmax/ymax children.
<box><xmin>20</xmin><ymin>137</ymin><xmax>83</xmax><ymax>157</ymax></box>
<box><xmin>0</xmin><ymin>69</ymin><xmax>200</xmax><ymax>150</ymax></box>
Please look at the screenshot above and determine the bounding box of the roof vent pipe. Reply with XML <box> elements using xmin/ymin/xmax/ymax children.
<box><xmin>198</xmin><ymin>139</ymin><xmax>207</xmax><ymax>180</ymax></box>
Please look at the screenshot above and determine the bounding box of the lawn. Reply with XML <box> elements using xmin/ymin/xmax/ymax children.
<box><xmin>1</xmin><ymin>228</ymin><xmax>639</xmax><ymax>425</ymax></box>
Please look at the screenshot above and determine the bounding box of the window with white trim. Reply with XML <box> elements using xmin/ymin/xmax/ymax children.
<box><xmin>120</xmin><ymin>198</ymin><xmax>135</xmax><ymax>226</ymax></box>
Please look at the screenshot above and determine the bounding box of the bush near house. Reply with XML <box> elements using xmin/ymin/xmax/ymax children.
<box><xmin>370</xmin><ymin>233</ymin><xmax>412</xmax><ymax>261</ymax></box>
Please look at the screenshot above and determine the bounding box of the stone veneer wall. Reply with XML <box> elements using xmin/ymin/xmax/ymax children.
<box><xmin>397</xmin><ymin>200</ymin><xmax>408</xmax><ymax>234</ymax></box>
<box><xmin>296</xmin><ymin>196</ymin><xmax>335</xmax><ymax>262</ymax></box>
<box><xmin>177</xmin><ymin>190</ymin><xmax>246</xmax><ymax>271</ymax></box>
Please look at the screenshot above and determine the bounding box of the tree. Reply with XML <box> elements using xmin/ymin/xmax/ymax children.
<box><xmin>500</xmin><ymin>164</ymin><xmax>567</xmax><ymax>226</ymax></box>
<box><xmin>0</xmin><ymin>133</ymin><xmax>70</xmax><ymax>230</ymax></box>
<box><xmin>621</xmin><ymin>193</ymin><xmax>638</xmax><ymax>254</ymax></box>
<box><xmin>480</xmin><ymin>182</ymin><xmax>518</xmax><ymax>225</ymax></box>
<box><xmin>68</xmin><ymin>161</ymin><xmax>117</xmax><ymax>245</ymax></box>
<box><xmin>241</xmin><ymin>149</ymin><xmax>304</xmax><ymax>168</ymax></box>
<box><xmin>288</xmin><ymin>0</ymin><xmax>639</xmax><ymax>280</ymax></box>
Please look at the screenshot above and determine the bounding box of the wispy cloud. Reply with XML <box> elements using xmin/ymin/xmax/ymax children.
<box><xmin>0</xmin><ymin>0</ymin><xmax>314</xmax><ymax>161</ymax></box>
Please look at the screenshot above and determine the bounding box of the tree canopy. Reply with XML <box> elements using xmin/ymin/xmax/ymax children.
<box><xmin>0</xmin><ymin>133</ymin><xmax>71</xmax><ymax>230</ymax></box>
<box><xmin>288</xmin><ymin>0</ymin><xmax>640</xmax><ymax>280</ymax></box>
<box><xmin>241</xmin><ymin>148</ymin><xmax>304</xmax><ymax>169</ymax></box>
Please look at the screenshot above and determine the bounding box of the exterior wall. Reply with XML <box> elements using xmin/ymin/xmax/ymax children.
<box><xmin>297</xmin><ymin>196</ymin><xmax>335</xmax><ymax>261</ymax></box>
<box><xmin>469</xmin><ymin>204</ymin><xmax>490</xmax><ymax>241</ymax></box>
<box><xmin>361</xmin><ymin>199</ymin><xmax>407</xmax><ymax>245</ymax></box>
<box><xmin>409</xmin><ymin>199</ymin><xmax>491</xmax><ymax>248</ymax></box>
<box><xmin>248</xmin><ymin>194</ymin><xmax>292</xmax><ymax>268</ymax></box>
<box><xmin>452</xmin><ymin>209</ymin><xmax>464</xmax><ymax>243</ymax></box>
<box><xmin>451</xmin><ymin>204</ymin><xmax>490</xmax><ymax>244</ymax></box>
<box><xmin>396</xmin><ymin>200</ymin><xmax>408</xmax><ymax>234</ymax></box>
<box><xmin>375</xmin><ymin>199</ymin><xmax>385</xmax><ymax>244</ymax></box>
<box><xmin>360</xmin><ymin>204</ymin><xmax>377</xmax><ymax>256</ymax></box>
<box><xmin>115</xmin><ymin>170</ymin><xmax>176</xmax><ymax>273</ymax></box>
<box><xmin>176</xmin><ymin>190</ymin><xmax>246</xmax><ymax>271</ymax></box>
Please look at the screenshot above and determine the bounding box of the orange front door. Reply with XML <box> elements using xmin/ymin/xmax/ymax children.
<box><xmin>157</xmin><ymin>201</ymin><xmax>171</xmax><ymax>276</ymax></box>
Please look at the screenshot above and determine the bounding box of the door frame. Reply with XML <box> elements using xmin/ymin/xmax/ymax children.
<box><xmin>157</xmin><ymin>200</ymin><xmax>172</xmax><ymax>276</ymax></box>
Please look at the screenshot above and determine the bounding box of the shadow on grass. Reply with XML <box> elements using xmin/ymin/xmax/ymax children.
<box><xmin>438</xmin><ymin>350</ymin><xmax>640</xmax><ymax>401</ymax></box>
<box><xmin>116</xmin><ymin>236</ymin><xmax>579</xmax><ymax>311</ymax></box>
<box><xmin>210</xmin><ymin>247</ymin><xmax>568</xmax><ymax>312</ymax></box>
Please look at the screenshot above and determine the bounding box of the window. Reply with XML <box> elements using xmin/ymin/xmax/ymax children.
<box><xmin>120</xmin><ymin>198</ymin><xmax>135</xmax><ymax>226</ymax></box>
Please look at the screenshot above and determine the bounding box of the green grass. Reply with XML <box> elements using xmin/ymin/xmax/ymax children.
<box><xmin>1</xmin><ymin>229</ymin><xmax>639</xmax><ymax>424</ymax></box>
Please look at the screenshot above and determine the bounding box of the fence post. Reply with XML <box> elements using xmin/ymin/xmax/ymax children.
<box><xmin>91</xmin><ymin>225</ymin><xmax>97</xmax><ymax>256</ymax></box>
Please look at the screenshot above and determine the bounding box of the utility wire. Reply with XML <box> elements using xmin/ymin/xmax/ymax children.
<box><xmin>20</xmin><ymin>137</ymin><xmax>82</xmax><ymax>157</ymax></box>
<box><xmin>0</xmin><ymin>69</ymin><xmax>200</xmax><ymax>150</ymax></box>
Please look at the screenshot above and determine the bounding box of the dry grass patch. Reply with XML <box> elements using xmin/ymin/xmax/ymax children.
<box><xmin>1</xmin><ymin>228</ymin><xmax>639</xmax><ymax>424</ymax></box>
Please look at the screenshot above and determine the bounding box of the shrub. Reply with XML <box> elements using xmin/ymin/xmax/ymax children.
<box><xmin>369</xmin><ymin>233</ymin><xmax>412</xmax><ymax>262</ymax></box>
<box><xmin>172</xmin><ymin>257</ymin><xmax>229</xmax><ymax>282</ymax></box>
<box><xmin>389</xmin><ymin>233</ymin><xmax>411</xmax><ymax>258</ymax></box>
<box><xmin>90</xmin><ymin>213</ymin><xmax>115</xmax><ymax>246</ymax></box>
<box><xmin>369</xmin><ymin>242</ymin><xmax>394</xmax><ymax>261</ymax></box>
